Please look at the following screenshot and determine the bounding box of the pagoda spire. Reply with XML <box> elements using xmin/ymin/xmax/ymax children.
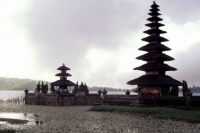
<box><xmin>55</xmin><ymin>63</ymin><xmax>72</xmax><ymax>80</ymax></box>
<box><xmin>134</xmin><ymin>1</ymin><xmax>176</xmax><ymax>75</ymax></box>
<box><xmin>127</xmin><ymin>2</ymin><xmax>182</xmax><ymax>96</ymax></box>
<box><xmin>51</xmin><ymin>63</ymin><xmax>76</xmax><ymax>93</ymax></box>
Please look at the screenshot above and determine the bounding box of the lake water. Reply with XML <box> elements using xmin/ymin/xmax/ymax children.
<box><xmin>0</xmin><ymin>91</ymin><xmax>199</xmax><ymax>100</ymax></box>
<box><xmin>0</xmin><ymin>91</ymin><xmax>137</xmax><ymax>100</ymax></box>
<box><xmin>0</xmin><ymin>113</ymin><xmax>35</xmax><ymax>125</ymax></box>
<box><xmin>0</xmin><ymin>91</ymin><xmax>25</xmax><ymax>100</ymax></box>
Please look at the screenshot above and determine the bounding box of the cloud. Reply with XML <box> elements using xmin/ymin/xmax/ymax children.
<box><xmin>21</xmin><ymin>0</ymin><xmax>148</xmax><ymax>85</ymax></box>
<box><xmin>1</xmin><ymin>0</ymin><xmax>200</xmax><ymax>89</ymax></box>
<box><xmin>168</xmin><ymin>42</ymin><xmax>200</xmax><ymax>87</ymax></box>
<box><xmin>156</xmin><ymin>0</ymin><xmax>200</xmax><ymax>24</ymax></box>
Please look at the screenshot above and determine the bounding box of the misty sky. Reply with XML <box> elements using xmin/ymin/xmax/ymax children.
<box><xmin>0</xmin><ymin>0</ymin><xmax>200</xmax><ymax>89</ymax></box>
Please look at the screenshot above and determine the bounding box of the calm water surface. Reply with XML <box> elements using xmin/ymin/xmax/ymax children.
<box><xmin>0</xmin><ymin>90</ymin><xmax>137</xmax><ymax>100</ymax></box>
<box><xmin>0</xmin><ymin>91</ymin><xmax>24</xmax><ymax>100</ymax></box>
<box><xmin>0</xmin><ymin>90</ymin><xmax>199</xmax><ymax>100</ymax></box>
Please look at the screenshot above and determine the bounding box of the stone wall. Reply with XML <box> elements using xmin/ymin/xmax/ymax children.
<box><xmin>138</xmin><ymin>95</ymin><xmax>200</xmax><ymax>107</ymax></box>
<box><xmin>25</xmin><ymin>92</ymin><xmax>200</xmax><ymax>107</ymax></box>
<box><xmin>102</xmin><ymin>95</ymin><xmax>200</xmax><ymax>107</ymax></box>
<box><xmin>102</xmin><ymin>95</ymin><xmax>140</xmax><ymax>106</ymax></box>
<box><xmin>24</xmin><ymin>93</ymin><xmax>101</xmax><ymax>106</ymax></box>
<box><xmin>24</xmin><ymin>93</ymin><xmax>57</xmax><ymax>105</ymax></box>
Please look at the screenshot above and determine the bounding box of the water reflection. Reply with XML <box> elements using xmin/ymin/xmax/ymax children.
<box><xmin>0</xmin><ymin>113</ymin><xmax>36</xmax><ymax>125</ymax></box>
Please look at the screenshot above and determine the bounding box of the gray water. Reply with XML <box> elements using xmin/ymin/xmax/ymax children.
<box><xmin>0</xmin><ymin>90</ymin><xmax>137</xmax><ymax>100</ymax></box>
<box><xmin>0</xmin><ymin>91</ymin><xmax>24</xmax><ymax>100</ymax></box>
<box><xmin>0</xmin><ymin>90</ymin><xmax>199</xmax><ymax>101</ymax></box>
<box><xmin>0</xmin><ymin>113</ymin><xmax>35</xmax><ymax>125</ymax></box>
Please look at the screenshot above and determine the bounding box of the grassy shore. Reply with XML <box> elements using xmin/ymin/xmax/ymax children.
<box><xmin>0</xmin><ymin>103</ymin><xmax>200</xmax><ymax>132</ymax></box>
<box><xmin>90</xmin><ymin>105</ymin><xmax>200</xmax><ymax>123</ymax></box>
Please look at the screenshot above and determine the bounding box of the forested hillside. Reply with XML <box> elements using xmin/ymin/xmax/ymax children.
<box><xmin>1</xmin><ymin>77</ymin><xmax>199</xmax><ymax>93</ymax></box>
<box><xmin>0</xmin><ymin>77</ymin><xmax>127</xmax><ymax>91</ymax></box>
<box><xmin>0</xmin><ymin>77</ymin><xmax>38</xmax><ymax>90</ymax></box>
<box><xmin>88</xmin><ymin>86</ymin><xmax>126</xmax><ymax>92</ymax></box>
<box><xmin>190</xmin><ymin>86</ymin><xmax>200</xmax><ymax>93</ymax></box>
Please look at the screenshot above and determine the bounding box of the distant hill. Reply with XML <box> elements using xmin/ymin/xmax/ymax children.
<box><xmin>88</xmin><ymin>86</ymin><xmax>126</xmax><ymax>92</ymax></box>
<box><xmin>0</xmin><ymin>77</ymin><xmax>38</xmax><ymax>91</ymax></box>
<box><xmin>0</xmin><ymin>77</ymin><xmax>127</xmax><ymax>92</ymax></box>
<box><xmin>190</xmin><ymin>86</ymin><xmax>200</xmax><ymax>93</ymax></box>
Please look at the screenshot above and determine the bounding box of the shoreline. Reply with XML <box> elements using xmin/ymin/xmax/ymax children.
<box><xmin>0</xmin><ymin>104</ymin><xmax>199</xmax><ymax>132</ymax></box>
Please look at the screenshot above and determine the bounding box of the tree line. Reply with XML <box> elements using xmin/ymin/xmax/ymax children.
<box><xmin>2</xmin><ymin>77</ymin><xmax>199</xmax><ymax>93</ymax></box>
<box><xmin>190</xmin><ymin>85</ymin><xmax>200</xmax><ymax>93</ymax></box>
<box><xmin>0</xmin><ymin>77</ymin><xmax>127</xmax><ymax>92</ymax></box>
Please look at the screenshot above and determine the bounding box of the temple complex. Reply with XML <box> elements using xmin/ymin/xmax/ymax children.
<box><xmin>24</xmin><ymin>2</ymin><xmax>200</xmax><ymax>107</ymax></box>
<box><xmin>24</xmin><ymin>64</ymin><xmax>101</xmax><ymax>106</ymax></box>
<box><xmin>127</xmin><ymin>2</ymin><xmax>182</xmax><ymax>96</ymax></box>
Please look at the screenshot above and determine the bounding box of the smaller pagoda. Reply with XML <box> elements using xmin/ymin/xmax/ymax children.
<box><xmin>50</xmin><ymin>63</ymin><xmax>76</xmax><ymax>94</ymax></box>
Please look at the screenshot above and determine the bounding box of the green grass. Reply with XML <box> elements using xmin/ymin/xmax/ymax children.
<box><xmin>90</xmin><ymin>105</ymin><xmax>200</xmax><ymax>122</ymax></box>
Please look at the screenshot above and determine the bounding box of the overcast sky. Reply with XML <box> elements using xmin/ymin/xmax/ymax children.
<box><xmin>0</xmin><ymin>0</ymin><xmax>200</xmax><ymax>89</ymax></box>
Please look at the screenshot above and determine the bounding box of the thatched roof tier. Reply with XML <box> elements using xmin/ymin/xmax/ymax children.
<box><xmin>55</xmin><ymin>73</ymin><xmax>72</xmax><ymax>77</ymax></box>
<box><xmin>148</xmin><ymin>12</ymin><xmax>161</xmax><ymax>16</ymax></box>
<box><xmin>136</xmin><ymin>52</ymin><xmax>174</xmax><ymax>61</ymax></box>
<box><xmin>57</xmin><ymin>63</ymin><xmax>70</xmax><ymax>70</ymax></box>
<box><xmin>127</xmin><ymin>75</ymin><xmax>182</xmax><ymax>86</ymax></box>
<box><xmin>134</xmin><ymin>62</ymin><xmax>177</xmax><ymax>71</ymax></box>
<box><xmin>142</xmin><ymin>35</ymin><xmax>168</xmax><ymax>42</ymax></box>
<box><xmin>149</xmin><ymin>8</ymin><xmax>160</xmax><ymax>12</ymax></box>
<box><xmin>143</xmin><ymin>28</ymin><xmax>166</xmax><ymax>35</ymax></box>
<box><xmin>145</xmin><ymin>23</ymin><xmax>165</xmax><ymax>27</ymax></box>
<box><xmin>139</xmin><ymin>43</ymin><xmax>171</xmax><ymax>51</ymax></box>
<box><xmin>51</xmin><ymin>79</ymin><xmax>76</xmax><ymax>86</ymax></box>
<box><xmin>147</xmin><ymin>16</ymin><xmax>163</xmax><ymax>22</ymax></box>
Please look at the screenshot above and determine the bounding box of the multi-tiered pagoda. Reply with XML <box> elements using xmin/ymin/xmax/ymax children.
<box><xmin>50</xmin><ymin>63</ymin><xmax>76</xmax><ymax>94</ymax></box>
<box><xmin>127</xmin><ymin>2</ymin><xmax>182</xmax><ymax>96</ymax></box>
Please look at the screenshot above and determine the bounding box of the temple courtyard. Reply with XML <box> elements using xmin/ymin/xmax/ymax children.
<box><xmin>0</xmin><ymin>103</ymin><xmax>199</xmax><ymax>133</ymax></box>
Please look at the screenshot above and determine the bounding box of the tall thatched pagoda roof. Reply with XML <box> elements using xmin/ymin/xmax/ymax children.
<box><xmin>127</xmin><ymin>1</ymin><xmax>182</xmax><ymax>86</ymax></box>
<box><xmin>127</xmin><ymin>75</ymin><xmax>182</xmax><ymax>86</ymax></box>
<box><xmin>141</xmin><ymin>35</ymin><xmax>169</xmax><ymax>42</ymax></box>
<box><xmin>145</xmin><ymin>23</ymin><xmax>165</xmax><ymax>27</ymax></box>
<box><xmin>134</xmin><ymin>62</ymin><xmax>177</xmax><ymax>71</ymax></box>
<box><xmin>139</xmin><ymin>43</ymin><xmax>171</xmax><ymax>52</ymax></box>
<box><xmin>136</xmin><ymin>52</ymin><xmax>174</xmax><ymax>61</ymax></box>
<box><xmin>151</xmin><ymin>2</ymin><xmax>159</xmax><ymax>7</ymax></box>
<box><xmin>147</xmin><ymin>17</ymin><xmax>163</xmax><ymax>21</ymax></box>
<box><xmin>148</xmin><ymin>12</ymin><xmax>161</xmax><ymax>16</ymax></box>
<box><xmin>143</xmin><ymin>29</ymin><xmax>166</xmax><ymax>35</ymax></box>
